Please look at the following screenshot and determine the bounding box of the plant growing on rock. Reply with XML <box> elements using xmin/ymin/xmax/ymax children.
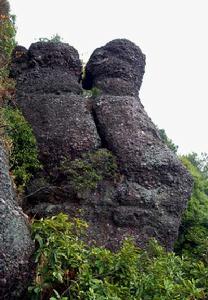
<box><xmin>38</xmin><ymin>34</ymin><xmax>63</xmax><ymax>43</ymax></box>
<box><xmin>61</xmin><ymin>149</ymin><xmax>118</xmax><ymax>193</ymax></box>
<box><xmin>1</xmin><ymin>107</ymin><xmax>41</xmax><ymax>188</ymax></box>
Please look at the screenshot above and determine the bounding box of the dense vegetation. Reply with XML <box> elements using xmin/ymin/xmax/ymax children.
<box><xmin>159</xmin><ymin>130</ymin><xmax>208</xmax><ymax>262</ymax></box>
<box><xmin>0</xmin><ymin>0</ymin><xmax>16</xmax><ymax>104</ymax></box>
<box><xmin>29</xmin><ymin>213</ymin><xmax>208</xmax><ymax>300</ymax></box>
<box><xmin>0</xmin><ymin>107</ymin><xmax>41</xmax><ymax>188</ymax></box>
<box><xmin>27</xmin><ymin>145</ymin><xmax>208</xmax><ymax>300</ymax></box>
<box><xmin>175</xmin><ymin>154</ymin><xmax>208</xmax><ymax>262</ymax></box>
<box><xmin>0</xmin><ymin>1</ymin><xmax>41</xmax><ymax>190</ymax></box>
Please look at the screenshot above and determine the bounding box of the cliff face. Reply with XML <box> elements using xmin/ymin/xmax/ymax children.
<box><xmin>0</xmin><ymin>141</ymin><xmax>34</xmax><ymax>300</ymax></box>
<box><xmin>10</xmin><ymin>39</ymin><xmax>193</xmax><ymax>250</ymax></box>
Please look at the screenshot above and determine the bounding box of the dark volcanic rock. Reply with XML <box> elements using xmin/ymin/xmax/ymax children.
<box><xmin>11</xmin><ymin>42</ymin><xmax>82</xmax><ymax>94</ymax></box>
<box><xmin>11</xmin><ymin>39</ymin><xmax>193</xmax><ymax>251</ymax></box>
<box><xmin>93</xmin><ymin>95</ymin><xmax>188</xmax><ymax>188</ymax></box>
<box><xmin>82</xmin><ymin>39</ymin><xmax>146</xmax><ymax>96</ymax></box>
<box><xmin>0</xmin><ymin>141</ymin><xmax>34</xmax><ymax>299</ymax></box>
<box><xmin>10</xmin><ymin>42</ymin><xmax>101</xmax><ymax>170</ymax></box>
<box><xmin>82</xmin><ymin>39</ymin><xmax>193</xmax><ymax>250</ymax></box>
<box><xmin>9</xmin><ymin>46</ymin><xmax>28</xmax><ymax>78</ymax></box>
<box><xmin>16</xmin><ymin>93</ymin><xmax>101</xmax><ymax>170</ymax></box>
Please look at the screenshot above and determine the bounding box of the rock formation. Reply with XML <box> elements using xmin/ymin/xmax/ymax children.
<box><xmin>10</xmin><ymin>39</ymin><xmax>193</xmax><ymax>251</ymax></box>
<box><xmin>0</xmin><ymin>140</ymin><xmax>34</xmax><ymax>300</ymax></box>
<box><xmin>83</xmin><ymin>39</ymin><xmax>145</xmax><ymax>96</ymax></box>
<box><xmin>82</xmin><ymin>39</ymin><xmax>193</xmax><ymax>249</ymax></box>
<box><xmin>10</xmin><ymin>42</ymin><xmax>101</xmax><ymax>171</ymax></box>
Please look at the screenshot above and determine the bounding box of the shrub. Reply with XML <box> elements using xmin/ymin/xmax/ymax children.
<box><xmin>29</xmin><ymin>214</ymin><xmax>88</xmax><ymax>300</ymax></box>
<box><xmin>1</xmin><ymin>107</ymin><xmax>41</xmax><ymax>188</ymax></box>
<box><xmin>0</xmin><ymin>13</ymin><xmax>16</xmax><ymax>103</ymax></box>
<box><xmin>0</xmin><ymin>14</ymin><xmax>15</xmax><ymax>61</ymax></box>
<box><xmin>175</xmin><ymin>156</ymin><xmax>208</xmax><ymax>262</ymax></box>
<box><xmin>29</xmin><ymin>213</ymin><xmax>208</xmax><ymax>300</ymax></box>
<box><xmin>38</xmin><ymin>34</ymin><xmax>63</xmax><ymax>43</ymax></box>
<box><xmin>61</xmin><ymin>149</ymin><xmax>118</xmax><ymax>193</ymax></box>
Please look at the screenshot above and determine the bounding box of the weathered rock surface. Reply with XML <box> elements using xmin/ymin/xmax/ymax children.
<box><xmin>0</xmin><ymin>140</ymin><xmax>34</xmax><ymax>299</ymax></box>
<box><xmin>82</xmin><ymin>39</ymin><xmax>146</xmax><ymax>96</ymax></box>
<box><xmin>10</xmin><ymin>39</ymin><xmax>193</xmax><ymax>251</ymax></box>
<box><xmin>82</xmin><ymin>39</ymin><xmax>193</xmax><ymax>249</ymax></box>
<box><xmin>10</xmin><ymin>42</ymin><xmax>101</xmax><ymax>170</ymax></box>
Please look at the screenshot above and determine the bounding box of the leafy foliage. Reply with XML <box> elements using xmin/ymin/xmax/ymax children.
<box><xmin>185</xmin><ymin>152</ymin><xmax>208</xmax><ymax>179</ymax></box>
<box><xmin>61</xmin><ymin>149</ymin><xmax>118</xmax><ymax>192</ymax></box>
<box><xmin>1</xmin><ymin>107</ymin><xmax>41</xmax><ymax>187</ymax></box>
<box><xmin>175</xmin><ymin>155</ymin><xmax>208</xmax><ymax>261</ymax></box>
<box><xmin>0</xmin><ymin>12</ymin><xmax>16</xmax><ymax>103</ymax></box>
<box><xmin>29</xmin><ymin>213</ymin><xmax>208</xmax><ymax>300</ymax></box>
<box><xmin>0</xmin><ymin>15</ymin><xmax>15</xmax><ymax>62</ymax></box>
<box><xmin>158</xmin><ymin>128</ymin><xmax>178</xmax><ymax>154</ymax></box>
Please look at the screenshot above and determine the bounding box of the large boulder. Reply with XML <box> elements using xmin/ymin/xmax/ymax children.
<box><xmin>10</xmin><ymin>42</ymin><xmax>101</xmax><ymax>170</ymax></box>
<box><xmin>0</xmin><ymin>140</ymin><xmax>34</xmax><ymax>299</ymax></box>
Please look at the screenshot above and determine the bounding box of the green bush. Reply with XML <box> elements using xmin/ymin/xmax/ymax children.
<box><xmin>61</xmin><ymin>149</ymin><xmax>118</xmax><ymax>193</ymax></box>
<box><xmin>0</xmin><ymin>14</ymin><xmax>16</xmax><ymax>87</ymax></box>
<box><xmin>1</xmin><ymin>107</ymin><xmax>41</xmax><ymax>188</ymax></box>
<box><xmin>175</xmin><ymin>156</ymin><xmax>208</xmax><ymax>261</ymax></box>
<box><xmin>29</xmin><ymin>213</ymin><xmax>208</xmax><ymax>300</ymax></box>
<box><xmin>0</xmin><ymin>14</ymin><xmax>16</xmax><ymax>62</ymax></box>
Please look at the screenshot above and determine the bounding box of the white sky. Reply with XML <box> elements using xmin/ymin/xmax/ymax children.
<box><xmin>9</xmin><ymin>0</ymin><xmax>208</xmax><ymax>155</ymax></box>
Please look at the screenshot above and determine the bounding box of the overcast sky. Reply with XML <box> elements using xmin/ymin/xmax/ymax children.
<box><xmin>9</xmin><ymin>0</ymin><xmax>208</xmax><ymax>155</ymax></box>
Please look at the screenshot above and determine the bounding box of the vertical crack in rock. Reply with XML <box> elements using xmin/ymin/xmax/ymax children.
<box><xmin>91</xmin><ymin>104</ymin><xmax>109</xmax><ymax>149</ymax></box>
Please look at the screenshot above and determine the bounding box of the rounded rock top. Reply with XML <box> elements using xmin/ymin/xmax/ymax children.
<box><xmin>10</xmin><ymin>42</ymin><xmax>82</xmax><ymax>79</ymax></box>
<box><xmin>28</xmin><ymin>42</ymin><xmax>82</xmax><ymax>70</ymax></box>
<box><xmin>82</xmin><ymin>38</ymin><xmax>146</xmax><ymax>96</ymax></box>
